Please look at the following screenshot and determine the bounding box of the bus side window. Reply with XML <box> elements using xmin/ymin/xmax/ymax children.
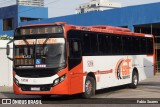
<box><xmin>146</xmin><ymin>38</ymin><xmax>153</xmax><ymax>54</ymax></box>
<box><xmin>98</xmin><ymin>35</ymin><xmax>105</xmax><ymax>55</ymax></box>
<box><xmin>140</xmin><ymin>37</ymin><xmax>147</xmax><ymax>54</ymax></box>
<box><xmin>111</xmin><ymin>35</ymin><xmax>123</xmax><ymax>55</ymax></box>
<box><xmin>90</xmin><ymin>33</ymin><xmax>98</xmax><ymax>55</ymax></box>
<box><xmin>105</xmin><ymin>35</ymin><xmax>112</xmax><ymax>55</ymax></box>
<box><xmin>98</xmin><ymin>34</ymin><xmax>111</xmax><ymax>55</ymax></box>
<box><xmin>83</xmin><ymin>33</ymin><xmax>98</xmax><ymax>56</ymax></box>
<box><xmin>69</xmin><ymin>40</ymin><xmax>81</xmax><ymax>58</ymax></box>
<box><xmin>123</xmin><ymin>36</ymin><xmax>132</xmax><ymax>55</ymax></box>
<box><xmin>132</xmin><ymin>37</ymin><xmax>140</xmax><ymax>54</ymax></box>
<box><xmin>83</xmin><ymin>34</ymin><xmax>90</xmax><ymax>55</ymax></box>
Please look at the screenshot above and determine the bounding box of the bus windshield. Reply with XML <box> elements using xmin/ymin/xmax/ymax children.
<box><xmin>14</xmin><ymin>38</ymin><xmax>66</xmax><ymax>69</ymax></box>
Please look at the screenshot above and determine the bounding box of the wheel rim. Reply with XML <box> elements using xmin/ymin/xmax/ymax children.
<box><xmin>133</xmin><ymin>74</ymin><xmax>138</xmax><ymax>85</ymax></box>
<box><xmin>85</xmin><ymin>80</ymin><xmax>92</xmax><ymax>94</ymax></box>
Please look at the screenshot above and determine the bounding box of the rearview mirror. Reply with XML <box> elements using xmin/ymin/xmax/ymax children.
<box><xmin>6</xmin><ymin>40</ymin><xmax>14</xmax><ymax>61</ymax></box>
<box><xmin>6</xmin><ymin>44</ymin><xmax>10</xmax><ymax>56</ymax></box>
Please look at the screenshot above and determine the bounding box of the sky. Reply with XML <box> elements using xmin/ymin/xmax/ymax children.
<box><xmin>0</xmin><ymin>0</ymin><xmax>160</xmax><ymax>18</ymax></box>
<box><xmin>45</xmin><ymin>0</ymin><xmax>160</xmax><ymax>18</ymax></box>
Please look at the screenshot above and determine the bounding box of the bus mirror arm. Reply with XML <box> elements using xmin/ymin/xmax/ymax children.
<box><xmin>6</xmin><ymin>40</ymin><xmax>14</xmax><ymax>61</ymax></box>
<box><xmin>7</xmin><ymin>56</ymin><xmax>13</xmax><ymax>61</ymax></box>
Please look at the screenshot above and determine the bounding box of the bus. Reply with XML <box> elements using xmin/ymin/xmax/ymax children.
<box><xmin>6</xmin><ymin>22</ymin><xmax>155</xmax><ymax>98</ymax></box>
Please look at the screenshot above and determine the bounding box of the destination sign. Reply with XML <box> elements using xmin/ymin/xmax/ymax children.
<box><xmin>15</xmin><ymin>59</ymin><xmax>34</xmax><ymax>65</ymax></box>
<box><xmin>15</xmin><ymin>26</ymin><xmax>63</xmax><ymax>36</ymax></box>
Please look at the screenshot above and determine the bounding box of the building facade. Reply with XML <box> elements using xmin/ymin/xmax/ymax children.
<box><xmin>23</xmin><ymin>2</ymin><xmax>160</xmax><ymax>37</ymax></box>
<box><xmin>0</xmin><ymin>5</ymin><xmax>48</xmax><ymax>38</ymax></box>
<box><xmin>16</xmin><ymin>0</ymin><xmax>44</xmax><ymax>7</ymax></box>
<box><xmin>76</xmin><ymin>0</ymin><xmax>121</xmax><ymax>14</ymax></box>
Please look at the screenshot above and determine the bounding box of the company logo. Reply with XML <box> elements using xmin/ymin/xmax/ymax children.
<box><xmin>2</xmin><ymin>99</ymin><xmax>11</xmax><ymax>104</ymax></box>
<box><xmin>1</xmin><ymin>99</ymin><xmax>42</xmax><ymax>104</ymax></box>
<box><xmin>115</xmin><ymin>58</ymin><xmax>131</xmax><ymax>80</ymax></box>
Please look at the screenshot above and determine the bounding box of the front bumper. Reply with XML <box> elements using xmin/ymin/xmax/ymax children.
<box><xmin>13</xmin><ymin>75</ymin><xmax>70</xmax><ymax>95</ymax></box>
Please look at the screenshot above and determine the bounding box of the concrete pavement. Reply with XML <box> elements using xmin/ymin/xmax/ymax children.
<box><xmin>0</xmin><ymin>73</ymin><xmax>160</xmax><ymax>107</ymax></box>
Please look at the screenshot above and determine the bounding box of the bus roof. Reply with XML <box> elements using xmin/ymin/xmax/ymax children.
<box><xmin>19</xmin><ymin>22</ymin><xmax>153</xmax><ymax>37</ymax></box>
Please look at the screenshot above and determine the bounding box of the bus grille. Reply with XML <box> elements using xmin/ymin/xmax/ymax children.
<box><xmin>20</xmin><ymin>84</ymin><xmax>52</xmax><ymax>91</ymax></box>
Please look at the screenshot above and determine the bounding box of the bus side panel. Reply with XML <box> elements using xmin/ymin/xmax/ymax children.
<box><xmin>83</xmin><ymin>56</ymin><xmax>132</xmax><ymax>90</ymax></box>
<box><xmin>82</xmin><ymin>55</ymin><xmax>154</xmax><ymax>90</ymax></box>
<box><xmin>69</xmin><ymin>62</ymin><xmax>84</xmax><ymax>94</ymax></box>
<box><xmin>136</xmin><ymin>55</ymin><xmax>154</xmax><ymax>81</ymax></box>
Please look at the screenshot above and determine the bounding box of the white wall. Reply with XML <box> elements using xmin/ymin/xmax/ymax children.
<box><xmin>0</xmin><ymin>40</ymin><xmax>13</xmax><ymax>86</ymax></box>
<box><xmin>76</xmin><ymin>0</ymin><xmax>121</xmax><ymax>14</ymax></box>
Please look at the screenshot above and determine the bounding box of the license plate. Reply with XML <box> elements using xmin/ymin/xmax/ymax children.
<box><xmin>31</xmin><ymin>87</ymin><xmax>40</xmax><ymax>91</ymax></box>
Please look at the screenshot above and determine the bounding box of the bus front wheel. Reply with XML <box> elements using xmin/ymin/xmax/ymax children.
<box><xmin>82</xmin><ymin>76</ymin><xmax>95</xmax><ymax>98</ymax></box>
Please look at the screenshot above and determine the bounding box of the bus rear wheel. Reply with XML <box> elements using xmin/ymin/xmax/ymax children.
<box><xmin>82</xmin><ymin>76</ymin><xmax>95</xmax><ymax>98</ymax></box>
<box><xmin>129</xmin><ymin>71</ymin><xmax>138</xmax><ymax>88</ymax></box>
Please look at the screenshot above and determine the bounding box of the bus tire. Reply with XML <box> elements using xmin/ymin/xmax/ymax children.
<box><xmin>129</xmin><ymin>71</ymin><xmax>139</xmax><ymax>89</ymax></box>
<box><xmin>82</xmin><ymin>76</ymin><xmax>95</xmax><ymax>98</ymax></box>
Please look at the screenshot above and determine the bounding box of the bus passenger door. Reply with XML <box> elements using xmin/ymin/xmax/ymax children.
<box><xmin>68</xmin><ymin>39</ymin><xmax>83</xmax><ymax>94</ymax></box>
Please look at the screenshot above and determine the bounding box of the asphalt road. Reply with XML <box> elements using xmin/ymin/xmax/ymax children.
<box><xmin>0</xmin><ymin>73</ymin><xmax>160</xmax><ymax>106</ymax></box>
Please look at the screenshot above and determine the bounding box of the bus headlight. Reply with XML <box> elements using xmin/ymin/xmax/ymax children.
<box><xmin>60</xmin><ymin>74</ymin><xmax>66</xmax><ymax>82</ymax></box>
<box><xmin>53</xmin><ymin>74</ymin><xmax>66</xmax><ymax>86</ymax></box>
<box><xmin>54</xmin><ymin>78</ymin><xmax>60</xmax><ymax>86</ymax></box>
<box><xmin>14</xmin><ymin>77</ymin><xmax>19</xmax><ymax>87</ymax></box>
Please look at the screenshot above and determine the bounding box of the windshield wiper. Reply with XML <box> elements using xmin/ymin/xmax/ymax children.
<box><xmin>43</xmin><ymin>37</ymin><xmax>50</xmax><ymax>45</ymax></box>
<box><xmin>23</xmin><ymin>39</ymin><xmax>29</xmax><ymax>46</ymax></box>
<box><xmin>43</xmin><ymin>35</ymin><xmax>53</xmax><ymax>45</ymax></box>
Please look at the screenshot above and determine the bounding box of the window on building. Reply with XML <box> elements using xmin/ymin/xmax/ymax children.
<box><xmin>91</xmin><ymin>4</ymin><xmax>96</xmax><ymax>7</ymax></box>
<box><xmin>80</xmin><ymin>8</ymin><xmax>84</xmax><ymax>13</ymax></box>
<box><xmin>3</xmin><ymin>18</ymin><xmax>14</xmax><ymax>31</ymax></box>
<box><xmin>20</xmin><ymin>17</ymin><xmax>41</xmax><ymax>22</ymax></box>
